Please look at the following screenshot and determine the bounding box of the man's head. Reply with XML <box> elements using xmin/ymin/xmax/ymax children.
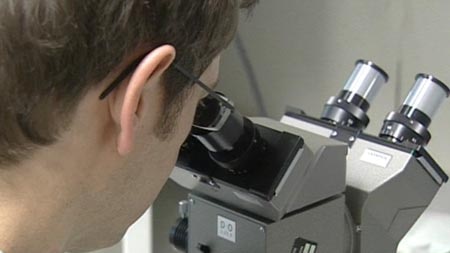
<box><xmin>0</xmin><ymin>0</ymin><xmax>257</xmax><ymax>252</ymax></box>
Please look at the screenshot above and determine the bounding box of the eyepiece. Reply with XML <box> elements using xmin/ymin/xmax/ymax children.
<box><xmin>191</xmin><ymin>95</ymin><xmax>243</xmax><ymax>152</ymax></box>
<box><xmin>191</xmin><ymin>93</ymin><xmax>266</xmax><ymax>174</ymax></box>
<box><xmin>346</xmin><ymin>60</ymin><xmax>389</xmax><ymax>102</ymax></box>
<box><xmin>380</xmin><ymin>74</ymin><xmax>449</xmax><ymax>146</ymax></box>
<box><xmin>321</xmin><ymin>60</ymin><xmax>389</xmax><ymax>129</ymax></box>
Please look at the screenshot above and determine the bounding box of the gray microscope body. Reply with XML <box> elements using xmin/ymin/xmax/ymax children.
<box><xmin>169</xmin><ymin>60</ymin><xmax>449</xmax><ymax>253</ymax></box>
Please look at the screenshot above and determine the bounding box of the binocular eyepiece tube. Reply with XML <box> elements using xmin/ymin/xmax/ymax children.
<box><xmin>380</xmin><ymin>74</ymin><xmax>450</xmax><ymax>146</ymax></box>
<box><xmin>321</xmin><ymin>60</ymin><xmax>389</xmax><ymax>130</ymax></box>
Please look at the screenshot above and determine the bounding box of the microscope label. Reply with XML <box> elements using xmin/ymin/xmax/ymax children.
<box><xmin>360</xmin><ymin>148</ymin><xmax>392</xmax><ymax>168</ymax></box>
<box><xmin>217</xmin><ymin>215</ymin><xmax>236</xmax><ymax>243</ymax></box>
<box><xmin>291</xmin><ymin>238</ymin><xmax>317</xmax><ymax>253</ymax></box>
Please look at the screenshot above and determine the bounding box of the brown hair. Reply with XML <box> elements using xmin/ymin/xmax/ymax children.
<box><xmin>0</xmin><ymin>0</ymin><xmax>258</xmax><ymax>165</ymax></box>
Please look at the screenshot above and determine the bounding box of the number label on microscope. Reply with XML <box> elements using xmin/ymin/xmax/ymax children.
<box><xmin>360</xmin><ymin>148</ymin><xmax>392</xmax><ymax>168</ymax></box>
<box><xmin>217</xmin><ymin>216</ymin><xmax>236</xmax><ymax>243</ymax></box>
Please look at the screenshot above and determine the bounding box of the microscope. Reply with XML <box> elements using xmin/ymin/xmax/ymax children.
<box><xmin>168</xmin><ymin>60</ymin><xmax>449</xmax><ymax>253</ymax></box>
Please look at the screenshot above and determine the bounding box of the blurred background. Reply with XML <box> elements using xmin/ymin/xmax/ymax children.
<box><xmin>90</xmin><ymin>0</ymin><xmax>450</xmax><ymax>252</ymax></box>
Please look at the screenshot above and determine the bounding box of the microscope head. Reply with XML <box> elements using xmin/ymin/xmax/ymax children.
<box><xmin>173</xmin><ymin>92</ymin><xmax>347</xmax><ymax>221</ymax></box>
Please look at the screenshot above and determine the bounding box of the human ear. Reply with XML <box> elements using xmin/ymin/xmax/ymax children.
<box><xmin>111</xmin><ymin>45</ymin><xmax>176</xmax><ymax>156</ymax></box>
